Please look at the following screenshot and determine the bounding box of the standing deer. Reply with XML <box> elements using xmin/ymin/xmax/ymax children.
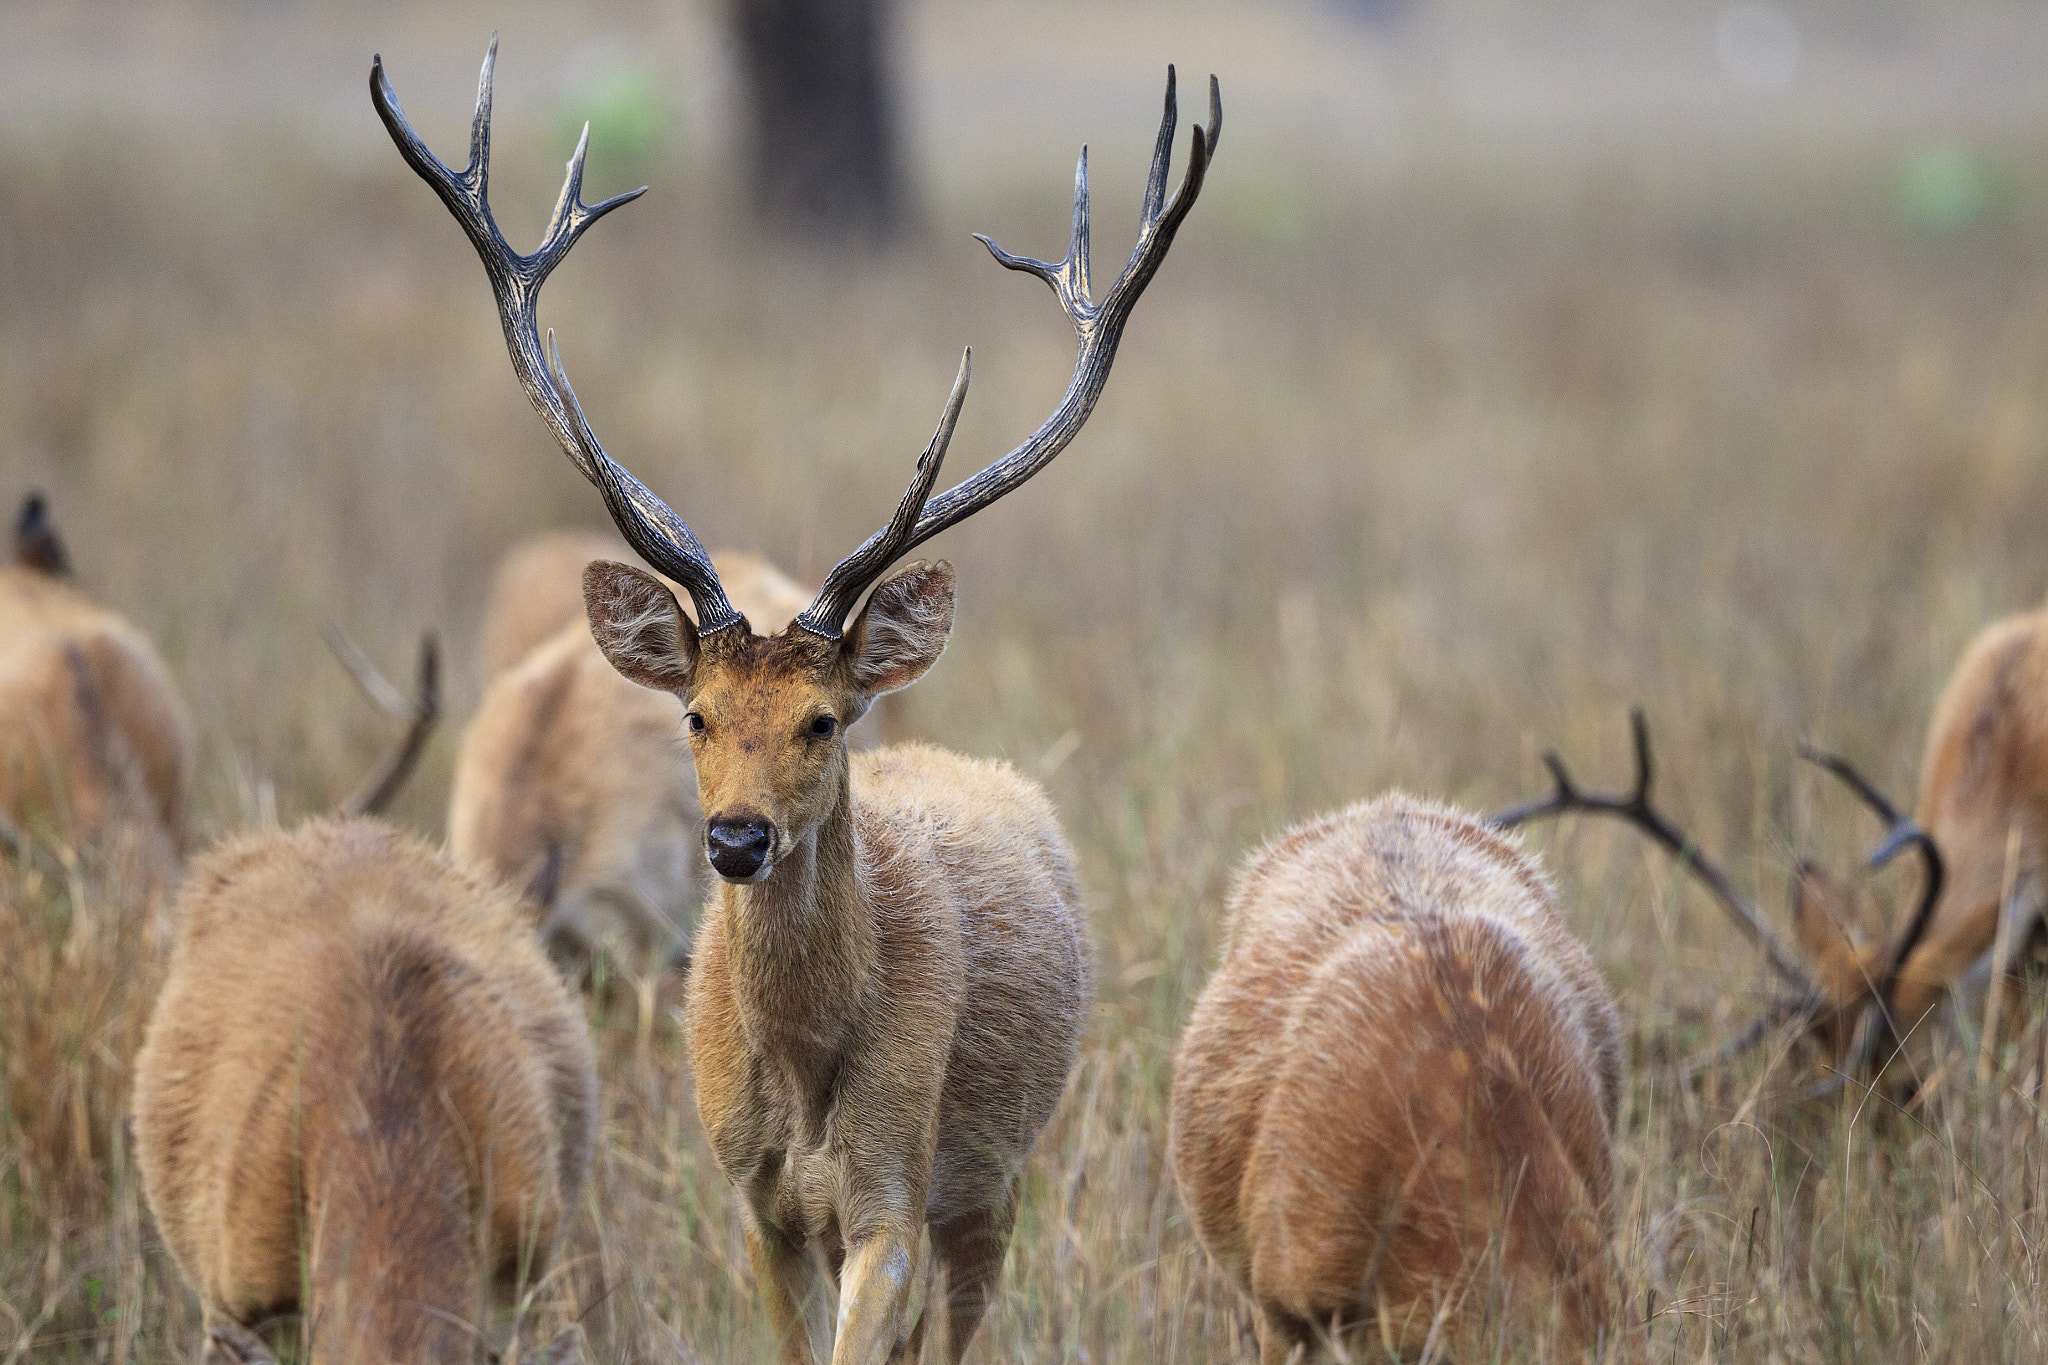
<box><xmin>0</xmin><ymin>492</ymin><xmax>192</xmax><ymax>878</ymax></box>
<box><xmin>1491</xmin><ymin>709</ymin><xmax>1946</xmax><ymax>1088</ymax></box>
<box><xmin>1170</xmin><ymin>796</ymin><xmax>1629</xmax><ymax>1360</ymax></box>
<box><xmin>133</xmin><ymin>654</ymin><xmax>594</xmax><ymax>1365</ymax></box>
<box><xmin>372</xmin><ymin>38</ymin><xmax>1216</xmax><ymax>1360</ymax></box>
<box><xmin>452</xmin><ymin>531</ymin><xmax>855</xmax><ymax>977</ymax></box>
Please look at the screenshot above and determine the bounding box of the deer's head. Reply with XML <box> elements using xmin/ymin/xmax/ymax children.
<box><xmin>585</xmin><ymin>558</ymin><xmax>952</xmax><ymax>882</ymax></box>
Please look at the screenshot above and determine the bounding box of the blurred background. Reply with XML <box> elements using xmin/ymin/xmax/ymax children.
<box><xmin>9</xmin><ymin>1</ymin><xmax>2048</xmax><ymax>1359</ymax></box>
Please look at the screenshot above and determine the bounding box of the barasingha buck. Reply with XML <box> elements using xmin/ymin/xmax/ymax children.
<box><xmin>373</xmin><ymin>36</ymin><xmax>1217</xmax><ymax>1364</ymax></box>
<box><xmin>1171</xmin><ymin>797</ymin><xmax>1631</xmax><ymax>1360</ymax></box>
<box><xmin>451</xmin><ymin>529</ymin><xmax>866</xmax><ymax>979</ymax></box>
<box><xmin>0</xmin><ymin>492</ymin><xmax>192</xmax><ymax>881</ymax></box>
<box><xmin>131</xmin><ymin>633</ymin><xmax>591</xmax><ymax>1365</ymax></box>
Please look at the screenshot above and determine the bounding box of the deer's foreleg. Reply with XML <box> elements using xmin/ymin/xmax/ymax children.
<box><xmin>745</xmin><ymin>1212</ymin><xmax>826</xmax><ymax>1365</ymax></box>
<box><xmin>831</xmin><ymin>1222</ymin><xmax>919</xmax><ymax>1365</ymax></box>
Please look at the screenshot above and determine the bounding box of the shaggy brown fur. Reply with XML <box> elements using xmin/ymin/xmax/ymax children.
<box><xmin>1797</xmin><ymin>598</ymin><xmax>2048</xmax><ymax>1061</ymax></box>
<box><xmin>583</xmin><ymin>557</ymin><xmax>1091</xmax><ymax>1365</ymax></box>
<box><xmin>0</xmin><ymin>495</ymin><xmax>191</xmax><ymax>878</ymax></box>
<box><xmin>451</xmin><ymin>533</ymin><xmax>855</xmax><ymax>973</ymax></box>
<box><xmin>1170</xmin><ymin>796</ymin><xmax>1628</xmax><ymax>1362</ymax></box>
<box><xmin>133</xmin><ymin>818</ymin><xmax>598</xmax><ymax>1365</ymax></box>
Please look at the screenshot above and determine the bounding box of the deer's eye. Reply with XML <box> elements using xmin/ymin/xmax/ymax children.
<box><xmin>685</xmin><ymin>712</ymin><xmax>707</xmax><ymax>736</ymax></box>
<box><xmin>808</xmin><ymin>715</ymin><xmax>838</xmax><ymax>740</ymax></box>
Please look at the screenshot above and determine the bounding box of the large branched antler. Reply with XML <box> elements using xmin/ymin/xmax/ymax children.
<box><xmin>371</xmin><ymin>37</ymin><xmax>741</xmax><ymax>634</ymax></box>
<box><xmin>793</xmin><ymin>68</ymin><xmax>1222</xmax><ymax>638</ymax></box>
<box><xmin>1489</xmin><ymin>708</ymin><xmax>1819</xmax><ymax>999</ymax></box>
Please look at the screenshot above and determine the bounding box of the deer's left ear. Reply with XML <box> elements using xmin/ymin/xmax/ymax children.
<box><xmin>844</xmin><ymin>560</ymin><xmax>955</xmax><ymax>698</ymax></box>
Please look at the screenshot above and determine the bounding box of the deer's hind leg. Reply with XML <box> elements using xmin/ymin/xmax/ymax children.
<box><xmin>914</xmin><ymin>1188</ymin><xmax>1018</xmax><ymax>1363</ymax></box>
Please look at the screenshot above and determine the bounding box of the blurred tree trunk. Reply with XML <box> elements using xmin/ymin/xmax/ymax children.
<box><xmin>729</xmin><ymin>0</ymin><xmax>906</xmax><ymax>241</ymax></box>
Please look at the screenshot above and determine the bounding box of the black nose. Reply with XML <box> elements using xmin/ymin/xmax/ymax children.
<box><xmin>705</xmin><ymin>817</ymin><xmax>774</xmax><ymax>881</ymax></box>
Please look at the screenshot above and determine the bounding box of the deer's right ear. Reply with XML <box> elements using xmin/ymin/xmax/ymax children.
<box><xmin>584</xmin><ymin>560</ymin><xmax>700</xmax><ymax>692</ymax></box>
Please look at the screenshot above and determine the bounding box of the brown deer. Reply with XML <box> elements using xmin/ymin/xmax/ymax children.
<box><xmin>0</xmin><ymin>492</ymin><xmax>192</xmax><ymax>878</ymax></box>
<box><xmin>452</xmin><ymin>531</ymin><xmax>857</xmax><ymax>977</ymax></box>
<box><xmin>1491</xmin><ymin>709</ymin><xmax>1946</xmax><ymax>1089</ymax></box>
<box><xmin>1170</xmin><ymin>796</ymin><xmax>1629</xmax><ymax>1361</ymax></box>
<box><xmin>133</xmin><ymin>650</ymin><xmax>593</xmax><ymax>1365</ymax></box>
<box><xmin>373</xmin><ymin>37</ymin><xmax>1216</xmax><ymax>1361</ymax></box>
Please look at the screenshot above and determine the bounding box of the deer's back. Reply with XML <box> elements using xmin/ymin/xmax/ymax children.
<box><xmin>134</xmin><ymin>817</ymin><xmax>597</xmax><ymax>1322</ymax></box>
<box><xmin>0</xmin><ymin>566</ymin><xmax>190</xmax><ymax>856</ymax></box>
<box><xmin>1170</xmin><ymin>795</ymin><xmax>1621</xmax><ymax>1348</ymax></box>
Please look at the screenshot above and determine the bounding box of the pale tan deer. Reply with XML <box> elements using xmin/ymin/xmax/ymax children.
<box><xmin>373</xmin><ymin>38</ymin><xmax>1216</xmax><ymax>1361</ymax></box>
<box><xmin>1171</xmin><ymin>796</ymin><xmax>1629</xmax><ymax>1360</ymax></box>
<box><xmin>452</xmin><ymin>531</ymin><xmax>849</xmax><ymax>976</ymax></box>
<box><xmin>0</xmin><ymin>492</ymin><xmax>192</xmax><ymax>878</ymax></box>
<box><xmin>134</xmin><ymin>800</ymin><xmax>595</xmax><ymax>1364</ymax></box>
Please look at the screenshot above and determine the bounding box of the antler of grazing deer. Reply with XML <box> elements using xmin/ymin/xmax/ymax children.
<box><xmin>324</xmin><ymin>627</ymin><xmax>441</xmax><ymax>818</ymax></box>
<box><xmin>793</xmin><ymin>68</ymin><xmax>1222</xmax><ymax>638</ymax></box>
<box><xmin>1797</xmin><ymin>743</ymin><xmax>1946</xmax><ymax>1083</ymax></box>
<box><xmin>1488</xmin><ymin>708</ymin><xmax>1820</xmax><ymax>1001</ymax></box>
<box><xmin>370</xmin><ymin>37</ymin><xmax>741</xmax><ymax>635</ymax></box>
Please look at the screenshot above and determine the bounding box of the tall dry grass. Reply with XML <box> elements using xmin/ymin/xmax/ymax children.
<box><xmin>8</xmin><ymin>22</ymin><xmax>2048</xmax><ymax>1359</ymax></box>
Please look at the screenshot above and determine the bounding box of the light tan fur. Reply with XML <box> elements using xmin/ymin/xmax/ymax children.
<box><xmin>0</xmin><ymin>503</ymin><xmax>191</xmax><ymax>876</ymax></box>
<box><xmin>1170</xmin><ymin>796</ymin><xmax>1628</xmax><ymax>1362</ymax></box>
<box><xmin>452</xmin><ymin>532</ymin><xmax>861</xmax><ymax>973</ymax></box>
<box><xmin>1797</xmin><ymin>598</ymin><xmax>2048</xmax><ymax>1059</ymax></box>
<box><xmin>133</xmin><ymin>818</ymin><xmax>597</xmax><ymax>1365</ymax></box>
<box><xmin>582</xmin><ymin>557</ymin><xmax>1091</xmax><ymax>1365</ymax></box>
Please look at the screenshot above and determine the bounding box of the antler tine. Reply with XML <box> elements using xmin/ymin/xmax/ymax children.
<box><xmin>795</xmin><ymin>67</ymin><xmax>1221</xmax><ymax>638</ymax></box>
<box><xmin>797</xmin><ymin>351</ymin><xmax>971</xmax><ymax>635</ymax></box>
<box><xmin>372</xmin><ymin>39</ymin><xmax>740</xmax><ymax>635</ymax></box>
<box><xmin>334</xmin><ymin>633</ymin><xmax>442</xmax><ymax>818</ymax></box>
<box><xmin>1797</xmin><ymin>743</ymin><xmax>1904</xmax><ymax>826</ymax></box>
<box><xmin>1799</xmin><ymin>741</ymin><xmax>1947</xmax><ymax>1064</ymax></box>
<box><xmin>1490</xmin><ymin>709</ymin><xmax>1818</xmax><ymax>997</ymax></box>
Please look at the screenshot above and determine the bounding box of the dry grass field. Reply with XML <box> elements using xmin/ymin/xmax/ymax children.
<box><xmin>7</xmin><ymin>1</ymin><xmax>2048</xmax><ymax>1360</ymax></box>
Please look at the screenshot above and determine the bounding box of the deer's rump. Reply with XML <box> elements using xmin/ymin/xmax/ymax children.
<box><xmin>1170</xmin><ymin>796</ymin><xmax>1622</xmax><ymax>1350</ymax></box>
<box><xmin>134</xmin><ymin>818</ymin><xmax>596</xmax><ymax>1321</ymax></box>
<box><xmin>0</xmin><ymin>585</ymin><xmax>189</xmax><ymax>848</ymax></box>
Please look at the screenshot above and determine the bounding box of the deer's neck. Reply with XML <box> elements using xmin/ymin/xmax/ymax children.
<box><xmin>719</xmin><ymin>766</ymin><xmax>874</xmax><ymax>1114</ymax></box>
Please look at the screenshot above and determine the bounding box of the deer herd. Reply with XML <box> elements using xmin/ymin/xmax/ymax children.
<box><xmin>2</xmin><ymin>30</ymin><xmax>2043</xmax><ymax>1365</ymax></box>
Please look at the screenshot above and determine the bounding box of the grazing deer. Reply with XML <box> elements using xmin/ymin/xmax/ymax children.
<box><xmin>133</xmin><ymin>659</ymin><xmax>593</xmax><ymax>1365</ymax></box>
<box><xmin>1491</xmin><ymin>709</ymin><xmax>1945</xmax><ymax>1087</ymax></box>
<box><xmin>0</xmin><ymin>492</ymin><xmax>192</xmax><ymax>876</ymax></box>
<box><xmin>452</xmin><ymin>532</ymin><xmax>852</xmax><ymax>976</ymax></box>
<box><xmin>1170</xmin><ymin>796</ymin><xmax>1628</xmax><ymax>1361</ymax></box>
<box><xmin>373</xmin><ymin>37</ymin><xmax>1216</xmax><ymax>1361</ymax></box>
